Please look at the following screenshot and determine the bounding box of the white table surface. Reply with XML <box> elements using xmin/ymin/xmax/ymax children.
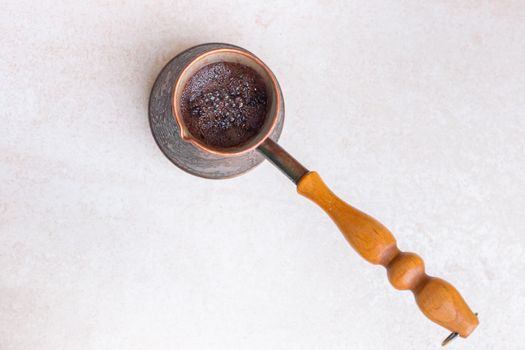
<box><xmin>2</xmin><ymin>1</ymin><xmax>524</xmax><ymax>349</ymax></box>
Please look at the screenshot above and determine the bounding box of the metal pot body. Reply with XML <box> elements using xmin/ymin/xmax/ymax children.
<box><xmin>149</xmin><ymin>43</ymin><xmax>284</xmax><ymax>179</ymax></box>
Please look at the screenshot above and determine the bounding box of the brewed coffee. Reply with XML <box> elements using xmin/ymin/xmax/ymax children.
<box><xmin>180</xmin><ymin>62</ymin><xmax>268</xmax><ymax>148</ymax></box>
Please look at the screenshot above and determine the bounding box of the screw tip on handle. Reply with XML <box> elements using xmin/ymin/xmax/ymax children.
<box><xmin>441</xmin><ymin>313</ymin><xmax>478</xmax><ymax>347</ymax></box>
<box><xmin>441</xmin><ymin>332</ymin><xmax>459</xmax><ymax>346</ymax></box>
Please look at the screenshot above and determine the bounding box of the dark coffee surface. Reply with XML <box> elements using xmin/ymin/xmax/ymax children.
<box><xmin>180</xmin><ymin>62</ymin><xmax>268</xmax><ymax>148</ymax></box>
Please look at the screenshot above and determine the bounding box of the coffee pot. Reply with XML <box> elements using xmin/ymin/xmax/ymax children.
<box><xmin>149</xmin><ymin>43</ymin><xmax>479</xmax><ymax>345</ymax></box>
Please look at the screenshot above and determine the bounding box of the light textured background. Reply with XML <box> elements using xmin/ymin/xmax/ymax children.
<box><xmin>1</xmin><ymin>1</ymin><xmax>524</xmax><ymax>349</ymax></box>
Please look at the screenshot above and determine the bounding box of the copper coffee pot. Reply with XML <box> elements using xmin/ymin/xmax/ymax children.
<box><xmin>149</xmin><ymin>43</ymin><xmax>479</xmax><ymax>345</ymax></box>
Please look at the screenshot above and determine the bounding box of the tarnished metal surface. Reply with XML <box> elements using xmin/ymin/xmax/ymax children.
<box><xmin>149</xmin><ymin>43</ymin><xmax>284</xmax><ymax>179</ymax></box>
<box><xmin>257</xmin><ymin>138</ymin><xmax>308</xmax><ymax>184</ymax></box>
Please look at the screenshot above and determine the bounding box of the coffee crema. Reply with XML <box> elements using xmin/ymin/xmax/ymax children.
<box><xmin>180</xmin><ymin>62</ymin><xmax>268</xmax><ymax>148</ymax></box>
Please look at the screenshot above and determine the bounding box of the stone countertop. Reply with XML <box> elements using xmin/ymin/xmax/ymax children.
<box><xmin>1</xmin><ymin>1</ymin><xmax>524</xmax><ymax>349</ymax></box>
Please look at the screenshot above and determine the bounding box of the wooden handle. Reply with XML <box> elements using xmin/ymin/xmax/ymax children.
<box><xmin>297</xmin><ymin>171</ymin><xmax>479</xmax><ymax>337</ymax></box>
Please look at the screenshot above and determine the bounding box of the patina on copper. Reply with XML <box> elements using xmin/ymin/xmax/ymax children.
<box><xmin>149</xmin><ymin>43</ymin><xmax>285</xmax><ymax>179</ymax></box>
<box><xmin>150</xmin><ymin>42</ymin><xmax>305</xmax><ymax>180</ymax></box>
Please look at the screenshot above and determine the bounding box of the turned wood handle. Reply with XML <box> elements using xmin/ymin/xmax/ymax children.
<box><xmin>297</xmin><ymin>171</ymin><xmax>479</xmax><ymax>337</ymax></box>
